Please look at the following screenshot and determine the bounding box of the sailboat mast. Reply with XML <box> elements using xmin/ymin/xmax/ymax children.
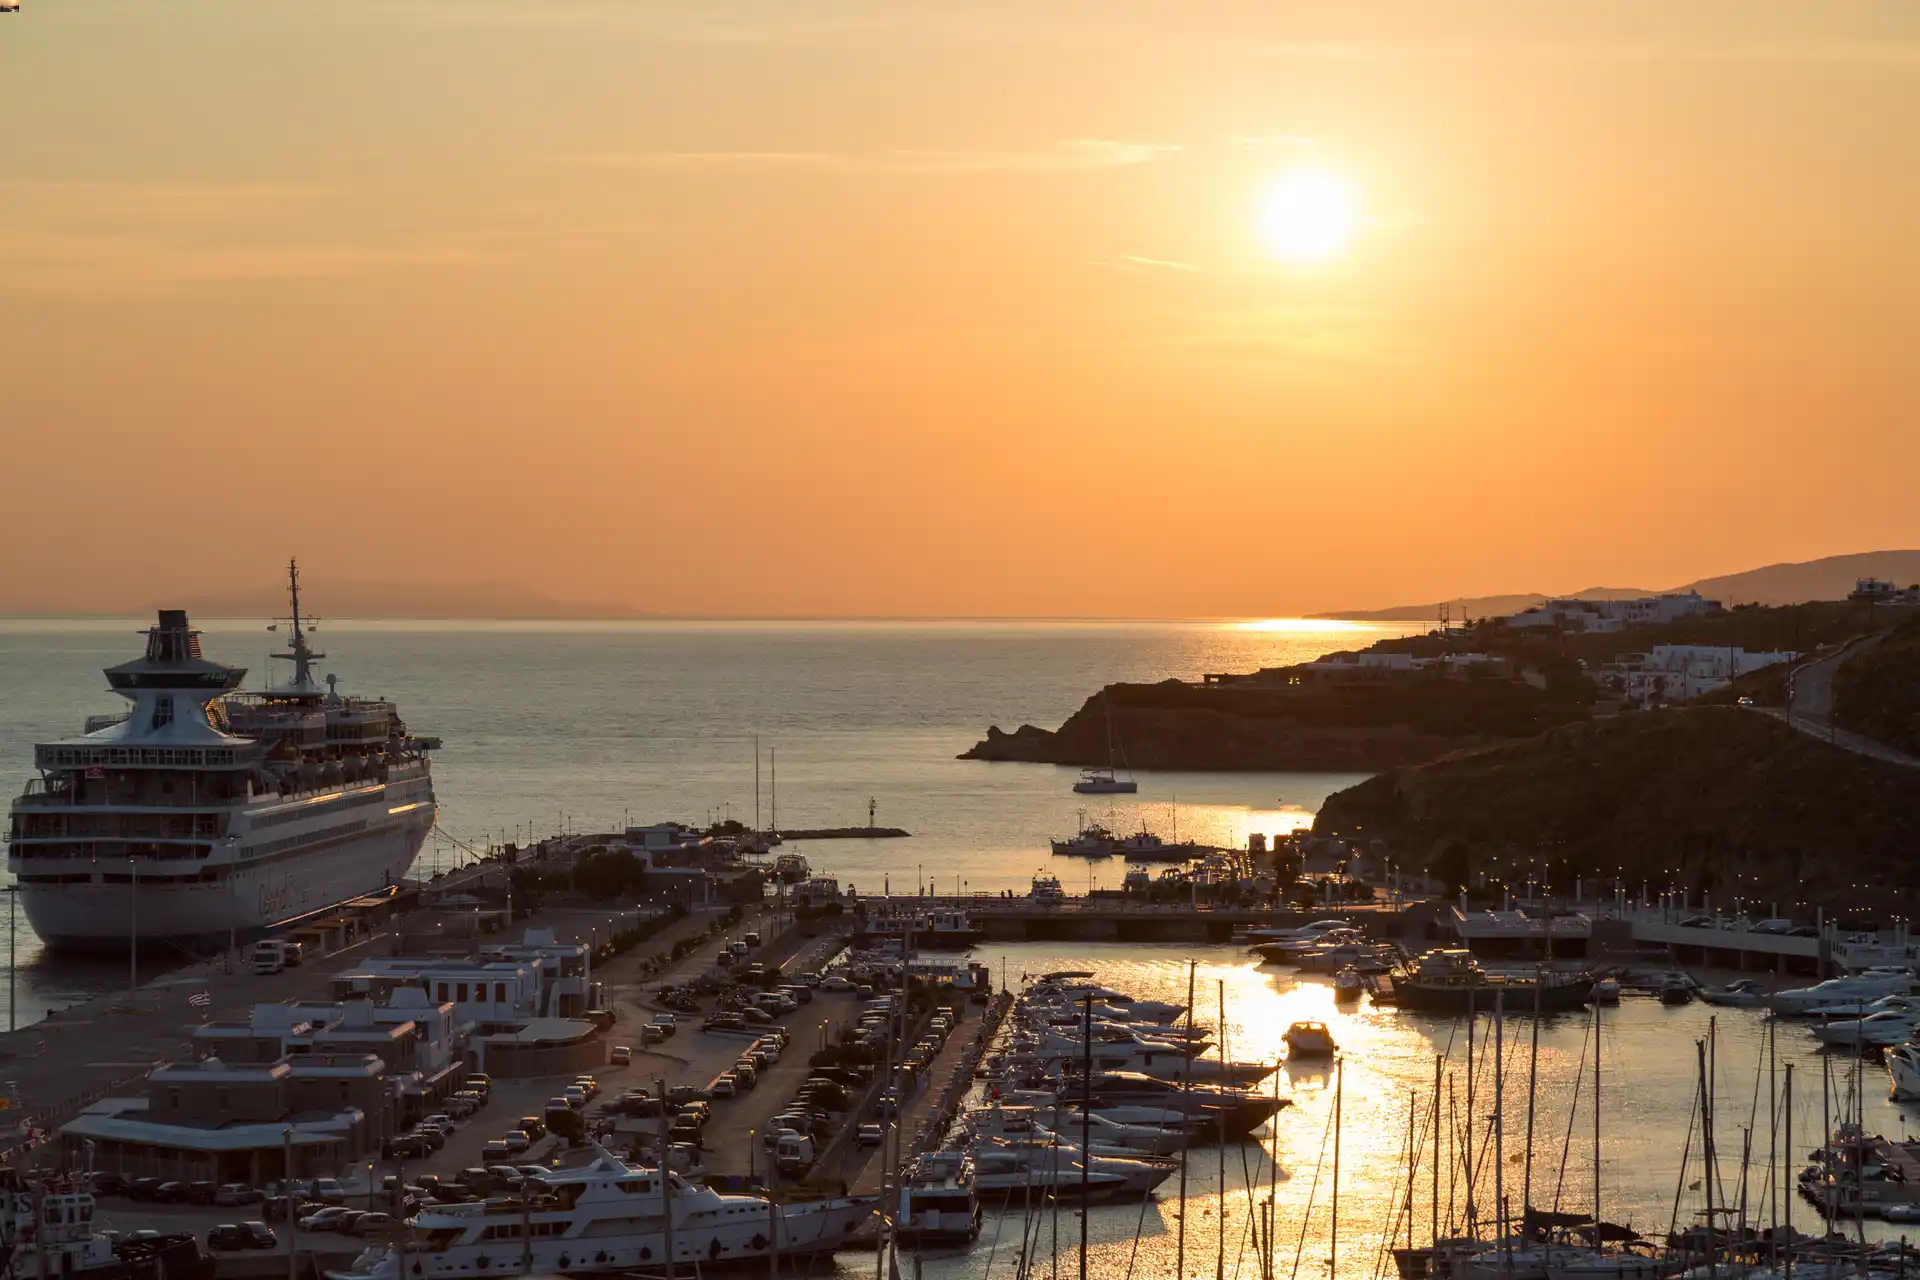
<box><xmin>1784</xmin><ymin>1063</ymin><xmax>1794</xmax><ymax>1280</ymax></box>
<box><xmin>1593</xmin><ymin>987</ymin><xmax>1602</xmax><ymax>1247</ymax></box>
<box><xmin>1494</xmin><ymin>993</ymin><xmax>1506</xmax><ymax>1271</ymax></box>
<box><xmin>1465</xmin><ymin>995</ymin><xmax>1478</xmax><ymax>1236</ymax></box>
<box><xmin>1176</xmin><ymin>960</ymin><xmax>1195</xmax><ymax>1280</ymax></box>
<box><xmin>1216</xmin><ymin>979</ymin><xmax>1227</xmax><ymax>1280</ymax></box>
<box><xmin>1081</xmin><ymin>991</ymin><xmax>1091</xmax><ymax>1280</ymax></box>
<box><xmin>1433</xmin><ymin>1056</ymin><xmax>1443</xmax><ymax>1254</ymax></box>
<box><xmin>1524</xmin><ymin>981</ymin><xmax>1540</xmax><ymax>1253</ymax></box>
<box><xmin>1331</xmin><ymin>1057</ymin><xmax>1343</xmax><ymax>1280</ymax></box>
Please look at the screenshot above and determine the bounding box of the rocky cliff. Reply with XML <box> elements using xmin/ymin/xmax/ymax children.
<box><xmin>960</xmin><ymin>676</ymin><xmax>1591</xmax><ymax>772</ymax></box>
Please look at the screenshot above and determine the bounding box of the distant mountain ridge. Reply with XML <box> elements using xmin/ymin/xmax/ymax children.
<box><xmin>1315</xmin><ymin>550</ymin><xmax>1920</xmax><ymax>622</ymax></box>
<box><xmin>85</xmin><ymin>580</ymin><xmax>649</xmax><ymax>621</ymax></box>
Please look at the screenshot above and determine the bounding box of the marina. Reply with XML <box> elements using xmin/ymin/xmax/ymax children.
<box><xmin>7</xmin><ymin>615</ymin><xmax>1920</xmax><ymax>1280</ymax></box>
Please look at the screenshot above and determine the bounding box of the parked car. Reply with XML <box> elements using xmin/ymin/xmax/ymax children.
<box><xmin>207</xmin><ymin>1222</ymin><xmax>277</xmax><ymax>1251</ymax></box>
<box><xmin>309</xmin><ymin>1177</ymin><xmax>346</xmax><ymax>1205</ymax></box>
<box><xmin>153</xmin><ymin>1182</ymin><xmax>190</xmax><ymax>1204</ymax></box>
<box><xmin>350</xmin><ymin>1213</ymin><xmax>399</xmax><ymax>1237</ymax></box>
<box><xmin>405</xmin><ymin>1127</ymin><xmax>446</xmax><ymax>1152</ymax></box>
<box><xmin>821</xmin><ymin>975</ymin><xmax>855</xmax><ymax>992</ymax></box>
<box><xmin>88</xmin><ymin>1172</ymin><xmax>130</xmax><ymax>1197</ymax></box>
<box><xmin>856</xmin><ymin>1124</ymin><xmax>886</xmax><ymax>1147</ymax></box>
<box><xmin>297</xmin><ymin>1207</ymin><xmax>356</xmax><ymax>1232</ymax></box>
<box><xmin>710</xmin><ymin>1075</ymin><xmax>737</xmax><ymax>1098</ymax></box>
<box><xmin>263</xmin><ymin>1197</ymin><xmax>321</xmax><ymax>1223</ymax></box>
<box><xmin>213</xmin><ymin>1183</ymin><xmax>264</xmax><ymax>1207</ymax></box>
<box><xmin>610</xmin><ymin>1045</ymin><xmax>631</xmax><ymax>1066</ymax></box>
<box><xmin>573</xmin><ymin>1076</ymin><xmax>600</xmax><ymax>1100</ymax></box>
<box><xmin>517</xmin><ymin>1115</ymin><xmax>547</xmax><ymax>1140</ymax></box>
<box><xmin>648</xmin><ymin>1018</ymin><xmax>677</xmax><ymax>1039</ymax></box>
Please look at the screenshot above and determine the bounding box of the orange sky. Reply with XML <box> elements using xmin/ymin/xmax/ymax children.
<box><xmin>1</xmin><ymin>0</ymin><xmax>1916</xmax><ymax>616</ymax></box>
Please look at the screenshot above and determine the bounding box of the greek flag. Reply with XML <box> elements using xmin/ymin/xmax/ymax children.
<box><xmin>188</xmin><ymin>991</ymin><xmax>211</xmax><ymax>1008</ymax></box>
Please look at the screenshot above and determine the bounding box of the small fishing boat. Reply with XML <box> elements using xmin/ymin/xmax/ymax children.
<box><xmin>1332</xmin><ymin>966</ymin><xmax>1365</xmax><ymax>1002</ymax></box>
<box><xmin>1591</xmin><ymin>977</ymin><xmax>1621</xmax><ymax>1005</ymax></box>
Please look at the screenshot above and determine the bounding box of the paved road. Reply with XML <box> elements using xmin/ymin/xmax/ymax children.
<box><xmin>1750</xmin><ymin>632</ymin><xmax>1920</xmax><ymax>769</ymax></box>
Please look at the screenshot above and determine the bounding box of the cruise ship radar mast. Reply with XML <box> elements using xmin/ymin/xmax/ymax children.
<box><xmin>270</xmin><ymin>557</ymin><xmax>326</xmax><ymax>698</ymax></box>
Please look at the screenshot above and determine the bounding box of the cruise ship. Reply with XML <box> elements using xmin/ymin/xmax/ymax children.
<box><xmin>6</xmin><ymin>563</ymin><xmax>437</xmax><ymax>954</ymax></box>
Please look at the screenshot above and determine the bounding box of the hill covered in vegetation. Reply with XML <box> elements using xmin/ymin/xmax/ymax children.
<box><xmin>1835</xmin><ymin>615</ymin><xmax>1920</xmax><ymax>757</ymax></box>
<box><xmin>1311</xmin><ymin>707</ymin><xmax>1920</xmax><ymax>918</ymax></box>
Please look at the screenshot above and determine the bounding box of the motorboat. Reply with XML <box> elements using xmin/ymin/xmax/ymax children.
<box><xmin>1591</xmin><ymin>977</ymin><xmax>1621</xmax><ymax>1005</ymax></box>
<box><xmin>1333</xmin><ymin>967</ymin><xmax>1365</xmax><ymax>1002</ymax></box>
<box><xmin>1657</xmin><ymin>974</ymin><xmax>1693</xmax><ymax>1005</ymax></box>
<box><xmin>1699</xmin><ymin>977</ymin><xmax>1769</xmax><ymax>1008</ymax></box>
<box><xmin>1806</xmin><ymin>993</ymin><xmax>1920</xmax><ymax>1019</ymax></box>
<box><xmin>1888</xmin><ymin>1042</ymin><xmax>1920</xmax><ymax>1101</ymax></box>
<box><xmin>1030</xmin><ymin>1105</ymin><xmax>1191</xmax><ymax>1155</ymax></box>
<box><xmin>1816</xmin><ymin>1010</ymin><xmax>1920</xmax><ymax>1049</ymax></box>
<box><xmin>1253</xmin><ymin>929</ymin><xmax>1366</xmax><ymax>964</ymax></box>
<box><xmin>963</xmin><ymin>1111</ymin><xmax>1180</xmax><ymax>1179</ymax></box>
<box><xmin>1244</xmin><ymin>918</ymin><xmax>1355</xmax><ymax>946</ymax></box>
<box><xmin>969</xmin><ymin>1145</ymin><xmax>1128</xmax><ymax>1201</ymax></box>
<box><xmin>1072</xmin><ymin>1072</ymin><xmax>1289</xmax><ymax>1138</ymax></box>
<box><xmin>1284</xmin><ymin>1021</ymin><xmax>1338</xmax><ymax>1058</ymax></box>
<box><xmin>895</xmin><ymin>1151</ymin><xmax>980</xmax><ymax>1246</ymax></box>
<box><xmin>1767</xmin><ymin>972</ymin><xmax>1916</xmax><ymax>1016</ymax></box>
<box><xmin>1029</xmin><ymin>872</ymin><xmax>1066</xmax><ymax>904</ymax></box>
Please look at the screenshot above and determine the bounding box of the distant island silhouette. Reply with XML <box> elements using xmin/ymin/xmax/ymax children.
<box><xmin>1313</xmin><ymin>549</ymin><xmax>1920</xmax><ymax>620</ymax></box>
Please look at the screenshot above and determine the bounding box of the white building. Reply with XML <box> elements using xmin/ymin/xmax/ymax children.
<box><xmin>1608</xmin><ymin>644</ymin><xmax>1797</xmax><ymax>706</ymax></box>
<box><xmin>1504</xmin><ymin>592</ymin><xmax>1720</xmax><ymax>633</ymax></box>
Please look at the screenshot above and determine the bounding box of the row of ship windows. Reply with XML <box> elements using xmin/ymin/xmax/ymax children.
<box><xmin>248</xmin><ymin>790</ymin><xmax>391</xmax><ymax>831</ymax></box>
<box><xmin>248</xmin><ymin>818</ymin><xmax>369</xmax><ymax>858</ymax></box>
<box><xmin>479</xmin><ymin>1223</ymin><xmax>571</xmax><ymax>1241</ymax></box>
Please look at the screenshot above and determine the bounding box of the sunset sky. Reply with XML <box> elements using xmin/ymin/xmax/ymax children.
<box><xmin>1</xmin><ymin>1</ymin><xmax>1915</xmax><ymax>617</ymax></box>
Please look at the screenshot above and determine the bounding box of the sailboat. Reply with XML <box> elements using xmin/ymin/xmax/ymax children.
<box><xmin>1073</xmin><ymin>693</ymin><xmax>1139</xmax><ymax>794</ymax></box>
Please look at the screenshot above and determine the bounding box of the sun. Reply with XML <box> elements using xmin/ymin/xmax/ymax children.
<box><xmin>1258</xmin><ymin>170</ymin><xmax>1358</xmax><ymax>264</ymax></box>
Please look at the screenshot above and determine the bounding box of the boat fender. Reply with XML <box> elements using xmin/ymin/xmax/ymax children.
<box><xmin>558</xmin><ymin>1257</ymin><xmax>569</xmax><ymax>1270</ymax></box>
<box><xmin>475</xmin><ymin>1257</ymin><xmax>489</xmax><ymax>1270</ymax></box>
<box><xmin>411</xmin><ymin>1265</ymin><xmax>422</xmax><ymax>1277</ymax></box>
<box><xmin>639</xmin><ymin>1247</ymin><xmax>651</xmax><ymax>1261</ymax></box>
<box><xmin>593</xmin><ymin>1251</ymin><xmax>606</xmax><ymax>1264</ymax></box>
<box><xmin>751</xmin><ymin>1235</ymin><xmax>768</xmax><ymax>1252</ymax></box>
<box><xmin>709</xmin><ymin>1238</ymin><xmax>722</xmax><ymax>1260</ymax></box>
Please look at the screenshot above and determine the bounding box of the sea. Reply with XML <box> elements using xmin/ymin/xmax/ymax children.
<box><xmin>3</xmin><ymin>617</ymin><xmax>1906</xmax><ymax>1276</ymax></box>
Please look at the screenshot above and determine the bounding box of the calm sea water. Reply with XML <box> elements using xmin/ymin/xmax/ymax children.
<box><xmin>0</xmin><ymin>616</ymin><xmax>1412</xmax><ymax>1020</ymax></box>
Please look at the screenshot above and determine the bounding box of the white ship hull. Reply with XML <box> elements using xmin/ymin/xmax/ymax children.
<box><xmin>17</xmin><ymin>785</ymin><xmax>434</xmax><ymax>954</ymax></box>
<box><xmin>329</xmin><ymin>1195</ymin><xmax>874</xmax><ymax>1279</ymax></box>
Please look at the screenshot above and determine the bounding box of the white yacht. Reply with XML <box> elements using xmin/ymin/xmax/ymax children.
<box><xmin>1767</xmin><ymin>972</ymin><xmax>1915</xmax><ymax>1016</ymax></box>
<box><xmin>328</xmin><ymin>1152</ymin><xmax>874</xmax><ymax>1279</ymax></box>
<box><xmin>1813</xmin><ymin>1009</ymin><xmax>1920</xmax><ymax>1048</ymax></box>
<box><xmin>1888</xmin><ymin>1042</ymin><xmax>1920</xmax><ymax>1101</ymax></box>
<box><xmin>7</xmin><ymin>564</ymin><xmax>437</xmax><ymax>953</ymax></box>
<box><xmin>1029</xmin><ymin>872</ymin><xmax>1066</xmax><ymax>904</ymax></box>
<box><xmin>895</xmin><ymin>1151</ymin><xmax>980</xmax><ymax>1246</ymax></box>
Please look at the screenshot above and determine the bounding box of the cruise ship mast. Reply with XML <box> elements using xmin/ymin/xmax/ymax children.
<box><xmin>269</xmin><ymin>558</ymin><xmax>325</xmax><ymax>699</ymax></box>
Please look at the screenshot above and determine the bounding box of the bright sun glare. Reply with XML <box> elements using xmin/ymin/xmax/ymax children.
<box><xmin>1258</xmin><ymin>170</ymin><xmax>1357</xmax><ymax>264</ymax></box>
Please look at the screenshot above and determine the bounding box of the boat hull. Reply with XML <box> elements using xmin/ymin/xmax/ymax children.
<box><xmin>19</xmin><ymin>808</ymin><xmax>432</xmax><ymax>954</ymax></box>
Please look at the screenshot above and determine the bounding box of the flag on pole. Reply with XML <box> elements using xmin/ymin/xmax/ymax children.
<box><xmin>85</xmin><ymin>765</ymin><xmax>105</xmax><ymax>779</ymax></box>
<box><xmin>188</xmin><ymin>991</ymin><xmax>211</xmax><ymax>1008</ymax></box>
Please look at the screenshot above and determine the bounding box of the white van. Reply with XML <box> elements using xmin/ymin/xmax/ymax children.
<box><xmin>249</xmin><ymin>941</ymin><xmax>285</xmax><ymax>975</ymax></box>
